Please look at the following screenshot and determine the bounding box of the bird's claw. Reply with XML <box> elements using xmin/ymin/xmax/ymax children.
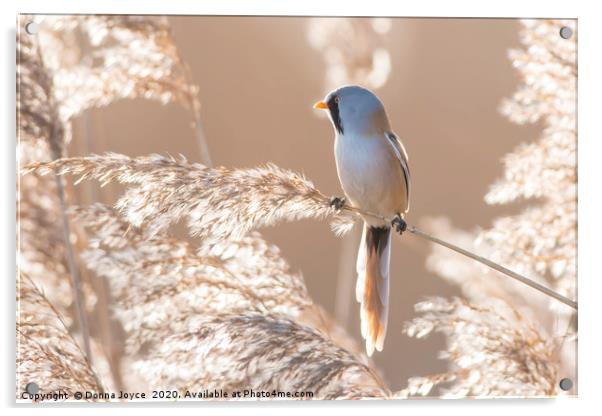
<box><xmin>329</xmin><ymin>196</ymin><xmax>346</xmax><ymax>211</ymax></box>
<box><xmin>392</xmin><ymin>215</ymin><xmax>407</xmax><ymax>234</ymax></box>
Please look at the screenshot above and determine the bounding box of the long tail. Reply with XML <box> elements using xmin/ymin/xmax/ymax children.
<box><xmin>356</xmin><ymin>222</ymin><xmax>391</xmax><ymax>356</ymax></box>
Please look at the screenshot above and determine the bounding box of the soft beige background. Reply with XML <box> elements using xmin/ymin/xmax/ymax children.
<box><xmin>70</xmin><ymin>17</ymin><xmax>540</xmax><ymax>390</ymax></box>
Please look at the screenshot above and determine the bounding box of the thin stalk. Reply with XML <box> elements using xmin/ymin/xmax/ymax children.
<box><xmin>77</xmin><ymin>86</ymin><xmax>124</xmax><ymax>389</ymax></box>
<box><xmin>407</xmin><ymin>225</ymin><xmax>577</xmax><ymax>310</ymax></box>
<box><xmin>341</xmin><ymin>205</ymin><xmax>578</xmax><ymax>310</ymax></box>
<box><xmin>55</xmin><ymin>174</ymin><xmax>92</xmax><ymax>359</ymax></box>
<box><xmin>194</xmin><ymin>120</ymin><xmax>212</xmax><ymax>168</ymax></box>
<box><xmin>334</xmin><ymin>226</ymin><xmax>360</xmax><ymax>327</ymax></box>
<box><xmin>33</xmin><ymin>31</ymin><xmax>93</xmax><ymax>362</ymax></box>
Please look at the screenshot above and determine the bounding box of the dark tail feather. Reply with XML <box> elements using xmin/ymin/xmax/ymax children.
<box><xmin>356</xmin><ymin>223</ymin><xmax>391</xmax><ymax>356</ymax></box>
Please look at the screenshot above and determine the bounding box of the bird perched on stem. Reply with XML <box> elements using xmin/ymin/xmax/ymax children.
<box><xmin>314</xmin><ymin>85</ymin><xmax>410</xmax><ymax>356</ymax></box>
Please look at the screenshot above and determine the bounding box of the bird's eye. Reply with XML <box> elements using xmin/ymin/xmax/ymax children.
<box><xmin>334</xmin><ymin>96</ymin><xmax>340</xmax><ymax>104</ymax></box>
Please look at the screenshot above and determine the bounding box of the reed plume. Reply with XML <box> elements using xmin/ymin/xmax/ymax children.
<box><xmin>307</xmin><ymin>18</ymin><xmax>392</xmax><ymax>91</ymax></box>
<box><xmin>399</xmin><ymin>297</ymin><xmax>557</xmax><ymax>397</ymax></box>
<box><xmin>18</xmin><ymin>13</ymin><xmax>205</xmax><ymax>317</ymax></box>
<box><xmin>18</xmin><ymin>136</ymin><xmax>390</xmax><ymax>397</ymax></box>
<box><xmin>17</xmin><ymin>18</ymin><xmax>80</xmax><ymax>320</ymax></box>
<box><xmin>35</xmin><ymin>16</ymin><xmax>201</xmax><ymax>139</ymax></box>
<box><xmin>134</xmin><ymin>313</ymin><xmax>388</xmax><ymax>399</ymax></box>
<box><xmin>70</xmin><ymin>203</ymin><xmax>312</xmax><ymax>353</ymax></box>
<box><xmin>24</xmin><ymin>153</ymin><xmax>357</xmax><ymax>241</ymax></box>
<box><xmin>17</xmin><ymin>14</ymin><xmax>209</xmax><ymax>396</ymax></box>
<box><xmin>68</xmin><ymin>202</ymin><xmax>385</xmax><ymax>398</ymax></box>
<box><xmin>17</xmin><ymin>276</ymin><xmax>103</xmax><ymax>401</ymax></box>
<box><xmin>403</xmin><ymin>19</ymin><xmax>577</xmax><ymax>397</ymax></box>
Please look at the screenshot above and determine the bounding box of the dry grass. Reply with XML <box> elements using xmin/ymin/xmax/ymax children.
<box><xmin>17</xmin><ymin>276</ymin><xmax>103</xmax><ymax>401</ymax></box>
<box><xmin>75</xmin><ymin>198</ymin><xmax>384</xmax><ymax>398</ymax></box>
<box><xmin>19</xmin><ymin>173</ymin><xmax>383</xmax><ymax>399</ymax></box>
<box><xmin>307</xmin><ymin>18</ymin><xmax>392</xmax><ymax>91</ymax></box>
<box><xmin>134</xmin><ymin>313</ymin><xmax>388</xmax><ymax>399</ymax></box>
<box><xmin>70</xmin><ymin>203</ymin><xmax>314</xmax><ymax>354</ymax></box>
<box><xmin>16</xmin><ymin>14</ymin><xmax>214</xmax><ymax>396</ymax></box>
<box><xmin>399</xmin><ymin>297</ymin><xmax>557</xmax><ymax>397</ymax></box>
<box><xmin>405</xmin><ymin>19</ymin><xmax>577</xmax><ymax>397</ymax></box>
<box><xmin>36</xmin><ymin>15</ymin><xmax>201</xmax><ymax>135</ymax></box>
<box><xmin>17</xmin><ymin>17</ymin><xmax>81</xmax><ymax>323</ymax></box>
<box><xmin>24</xmin><ymin>154</ymin><xmax>356</xmax><ymax>241</ymax></box>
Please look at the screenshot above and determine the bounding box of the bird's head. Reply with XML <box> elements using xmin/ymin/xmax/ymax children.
<box><xmin>314</xmin><ymin>85</ymin><xmax>391</xmax><ymax>137</ymax></box>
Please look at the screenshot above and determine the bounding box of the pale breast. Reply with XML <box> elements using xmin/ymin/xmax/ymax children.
<box><xmin>334</xmin><ymin>133</ymin><xmax>408</xmax><ymax>218</ymax></box>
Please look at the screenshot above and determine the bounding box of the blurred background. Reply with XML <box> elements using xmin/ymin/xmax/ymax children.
<box><xmin>66</xmin><ymin>17</ymin><xmax>541</xmax><ymax>390</ymax></box>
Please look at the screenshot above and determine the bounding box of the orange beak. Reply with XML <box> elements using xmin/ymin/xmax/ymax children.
<box><xmin>313</xmin><ymin>101</ymin><xmax>328</xmax><ymax>110</ymax></box>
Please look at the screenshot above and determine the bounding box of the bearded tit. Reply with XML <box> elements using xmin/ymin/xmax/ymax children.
<box><xmin>314</xmin><ymin>85</ymin><xmax>410</xmax><ymax>356</ymax></box>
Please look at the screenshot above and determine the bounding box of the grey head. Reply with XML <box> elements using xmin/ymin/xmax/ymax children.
<box><xmin>314</xmin><ymin>85</ymin><xmax>391</xmax><ymax>137</ymax></box>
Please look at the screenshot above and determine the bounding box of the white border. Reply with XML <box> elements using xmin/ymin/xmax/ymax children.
<box><xmin>3</xmin><ymin>1</ymin><xmax>600</xmax><ymax>415</ymax></box>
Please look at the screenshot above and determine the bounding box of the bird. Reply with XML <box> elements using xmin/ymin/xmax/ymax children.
<box><xmin>314</xmin><ymin>85</ymin><xmax>410</xmax><ymax>356</ymax></box>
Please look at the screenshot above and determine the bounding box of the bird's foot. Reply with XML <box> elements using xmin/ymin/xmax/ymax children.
<box><xmin>392</xmin><ymin>214</ymin><xmax>407</xmax><ymax>234</ymax></box>
<box><xmin>329</xmin><ymin>196</ymin><xmax>346</xmax><ymax>211</ymax></box>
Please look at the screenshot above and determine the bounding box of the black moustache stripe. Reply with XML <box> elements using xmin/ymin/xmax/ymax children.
<box><xmin>327</xmin><ymin>96</ymin><xmax>344</xmax><ymax>134</ymax></box>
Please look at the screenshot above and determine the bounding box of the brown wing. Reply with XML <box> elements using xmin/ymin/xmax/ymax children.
<box><xmin>385</xmin><ymin>131</ymin><xmax>410</xmax><ymax>212</ymax></box>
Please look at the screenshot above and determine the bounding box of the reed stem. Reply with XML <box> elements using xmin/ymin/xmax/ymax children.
<box><xmin>341</xmin><ymin>204</ymin><xmax>577</xmax><ymax>310</ymax></box>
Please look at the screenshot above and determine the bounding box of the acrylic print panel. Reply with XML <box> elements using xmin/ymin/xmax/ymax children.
<box><xmin>16</xmin><ymin>15</ymin><xmax>577</xmax><ymax>402</ymax></box>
